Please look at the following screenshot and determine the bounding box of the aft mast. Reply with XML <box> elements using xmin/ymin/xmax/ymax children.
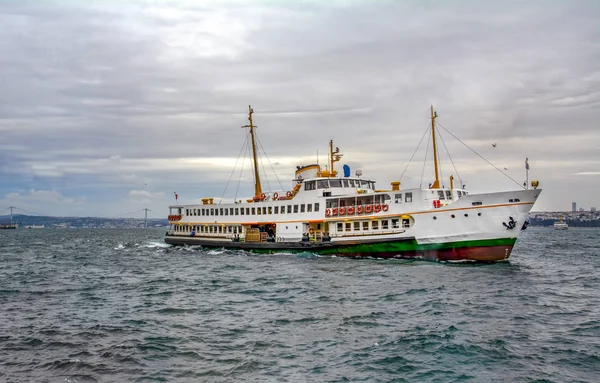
<box><xmin>242</xmin><ymin>105</ymin><xmax>263</xmax><ymax>199</ymax></box>
<box><xmin>430</xmin><ymin>105</ymin><xmax>441</xmax><ymax>189</ymax></box>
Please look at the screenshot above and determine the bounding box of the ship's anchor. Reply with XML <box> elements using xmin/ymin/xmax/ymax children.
<box><xmin>521</xmin><ymin>220</ymin><xmax>529</xmax><ymax>231</ymax></box>
<box><xmin>503</xmin><ymin>217</ymin><xmax>517</xmax><ymax>230</ymax></box>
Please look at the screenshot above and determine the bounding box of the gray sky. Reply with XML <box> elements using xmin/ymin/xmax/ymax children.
<box><xmin>1</xmin><ymin>0</ymin><xmax>599</xmax><ymax>218</ymax></box>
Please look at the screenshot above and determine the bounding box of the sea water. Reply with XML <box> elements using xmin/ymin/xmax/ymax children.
<box><xmin>1</xmin><ymin>227</ymin><xmax>599</xmax><ymax>382</ymax></box>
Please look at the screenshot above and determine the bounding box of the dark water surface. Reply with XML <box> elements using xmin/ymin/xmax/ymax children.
<box><xmin>1</xmin><ymin>228</ymin><xmax>599</xmax><ymax>382</ymax></box>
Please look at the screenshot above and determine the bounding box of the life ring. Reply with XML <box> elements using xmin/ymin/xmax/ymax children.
<box><xmin>286</xmin><ymin>191</ymin><xmax>293</xmax><ymax>198</ymax></box>
<box><xmin>261</xmin><ymin>193</ymin><xmax>266</xmax><ymax>201</ymax></box>
<box><xmin>357</xmin><ymin>205</ymin><xmax>364</xmax><ymax>214</ymax></box>
<box><xmin>273</xmin><ymin>192</ymin><xmax>279</xmax><ymax>200</ymax></box>
<box><xmin>374</xmin><ymin>204</ymin><xmax>381</xmax><ymax>213</ymax></box>
<box><xmin>365</xmin><ymin>205</ymin><xmax>373</xmax><ymax>213</ymax></box>
<box><xmin>325</xmin><ymin>208</ymin><xmax>331</xmax><ymax>217</ymax></box>
<box><xmin>339</xmin><ymin>207</ymin><xmax>346</xmax><ymax>215</ymax></box>
<box><xmin>347</xmin><ymin>206</ymin><xmax>355</xmax><ymax>215</ymax></box>
<box><xmin>382</xmin><ymin>204</ymin><xmax>389</xmax><ymax>212</ymax></box>
<box><xmin>332</xmin><ymin>207</ymin><xmax>338</xmax><ymax>215</ymax></box>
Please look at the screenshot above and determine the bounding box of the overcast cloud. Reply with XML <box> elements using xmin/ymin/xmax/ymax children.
<box><xmin>1</xmin><ymin>0</ymin><xmax>599</xmax><ymax>218</ymax></box>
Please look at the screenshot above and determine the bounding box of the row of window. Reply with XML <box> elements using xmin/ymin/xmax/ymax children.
<box><xmin>394</xmin><ymin>193</ymin><xmax>413</xmax><ymax>203</ymax></box>
<box><xmin>183</xmin><ymin>203</ymin><xmax>320</xmax><ymax>217</ymax></box>
<box><xmin>304</xmin><ymin>179</ymin><xmax>376</xmax><ymax>191</ymax></box>
<box><xmin>173</xmin><ymin>224</ymin><xmax>242</xmax><ymax>234</ymax></box>
<box><xmin>336</xmin><ymin>218</ymin><xmax>410</xmax><ymax>232</ymax></box>
<box><xmin>326</xmin><ymin>194</ymin><xmax>393</xmax><ymax>208</ymax></box>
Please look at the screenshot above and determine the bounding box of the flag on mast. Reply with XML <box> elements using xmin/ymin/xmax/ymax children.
<box><xmin>174</xmin><ymin>192</ymin><xmax>178</xmax><ymax>200</ymax></box>
<box><xmin>525</xmin><ymin>158</ymin><xmax>529</xmax><ymax>170</ymax></box>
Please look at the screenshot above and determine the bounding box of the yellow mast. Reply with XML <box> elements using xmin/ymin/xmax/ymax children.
<box><xmin>329</xmin><ymin>139</ymin><xmax>343</xmax><ymax>177</ymax></box>
<box><xmin>430</xmin><ymin>105</ymin><xmax>441</xmax><ymax>189</ymax></box>
<box><xmin>242</xmin><ymin>105</ymin><xmax>262</xmax><ymax>198</ymax></box>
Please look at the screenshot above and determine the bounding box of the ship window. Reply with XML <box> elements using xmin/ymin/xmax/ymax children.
<box><xmin>307</xmin><ymin>204</ymin><xmax>313</xmax><ymax>212</ymax></box>
<box><xmin>225</xmin><ymin>209</ymin><xmax>228</xmax><ymax>216</ymax></box>
<box><xmin>405</xmin><ymin>192</ymin><xmax>413</xmax><ymax>203</ymax></box>
<box><xmin>210</xmin><ymin>208</ymin><xmax>214</xmax><ymax>215</ymax></box>
<box><xmin>342</xmin><ymin>179</ymin><xmax>349</xmax><ymax>187</ymax></box>
<box><xmin>472</xmin><ymin>202</ymin><xmax>482</xmax><ymax>206</ymax></box>
<box><xmin>382</xmin><ymin>220</ymin><xmax>389</xmax><ymax>229</ymax></box>
<box><xmin>372</xmin><ymin>221</ymin><xmax>379</xmax><ymax>230</ymax></box>
<box><xmin>252</xmin><ymin>207</ymin><xmax>256</xmax><ymax>215</ymax></box>
<box><xmin>383</xmin><ymin>194</ymin><xmax>391</xmax><ymax>203</ymax></box>
<box><xmin>301</xmin><ymin>204</ymin><xmax>306</xmax><ymax>213</ymax></box>
<box><xmin>235</xmin><ymin>208</ymin><xmax>238</xmax><ymax>215</ymax></box>
<box><xmin>240</xmin><ymin>208</ymin><xmax>244</xmax><ymax>216</ymax></box>
<box><xmin>363</xmin><ymin>221</ymin><xmax>369</xmax><ymax>230</ymax></box>
<box><xmin>370</xmin><ymin>181</ymin><xmax>376</xmax><ymax>190</ymax></box>
<box><xmin>314</xmin><ymin>203</ymin><xmax>320</xmax><ymax>212</ymax></box>
<box><xmin>345</xmin><ymin>222</ymin><xmax>351</xmax><ymax>231</ymax></box>
<box><xmin>230</xmin><ymin>208</ymin><xmax>234</xmax><ymax>215</ymax></box>
<box><xmin>349</xmin><ymin>179</ymin><xmax>356</xmax><ymax>187</ymax></box>
<box><xmin>354</xmin><ymin>222</ymin><xmax>360</xmax><ymax>231</ymax></box>
<box><xmin>185</xmin><ymin>209</ymin><xmax>189</xmax><ymax>215</ymax></box>
<box><xmin>305</xmin><ymin>181</ymin><xmax>316</xmax><ymax>191</ymax></box>
<box><xmin>274</xmin><ymin>206</ymin><xmax>279</xmax><ymax>214</ymax></box>
<box><xmin>330</xmin><ymin>179</ymin><xmax>342</xmax><ymax>187</ymax></box>
<box><xmin>458</xmin><ymin>191</ymin><xmax>462</xmax><ymax>197</ymax></box>
<box><xmin>445</xmin><ymin>190</ymin><xmax>452</xmax><ymax>199</ymax></box>
<box><xmin>294</xmin><ymin>205</ymin><xmax>299</xmax><ymax>213</ymax></box>
<box><xmin>268</xmin><ymin>207</ymin><xmax>272</xmax><ymax>214</ymax></box>
<box><xmin>287</xmin><ymin>205</ymin><xmax>292</xmax><ymax>214</ymax></box>
<box><xmin>262</xmin><ymin>207</ymin><xmax>267</xmax><ymax>215</ymax></box>
<box><xmin>395</xmin><ymin>194</ymin><xmax>402</xmax><ymax>203</ymax></box>
<box><xmin>220</xmin><ymin>208</ymin><xmax>224</xmax><ymax>215</ymax></box>
<box><xmin>392</xmin><ymin>219</ymin><xmax>399</xmax><ymax>228</ymax></box>
<box><xmin>317</xmin><ymin>180</ymin><xmax>329</xmax><ymax>189</ymax></box>
<box><xmin>403</xmin><ymin>219</ymin><xmax>410</xmax><ymax>228</ymax></box>
<box><xmin>337</xmin><ymin>223</ymin><xmax>343</xmax><ymax>231</ymax></box>
<box><xmin>257</xmin><ymin>208</ymin><xmax>261</xmax><ymax>215</ymax></box>
<box><xmin>438</xmin><ymin>190</ymin><xmax>445</xmax><ymax>200</ymax></box>
<box><xmin>246</xmin><ymin>208</ymin><xmax>250</xmax><ymax>215</ymax></box>
<box><xmin>219</xmin><ymin>226</ymin><xmax>223</xmax><ymax>233</ymax></box>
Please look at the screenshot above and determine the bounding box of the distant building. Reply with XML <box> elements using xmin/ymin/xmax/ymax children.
<box><xmin>572</xmin><ymin>202</ymin><xmax>577</xmax><ymax>212</ymax></box>
<box><xmin>579</xmin><ymin>208</ymin><xmax>584</xmax><ymax>212</ymax></box>
<box><xmin>591</xmin><ymin>207</ymin><xmax>597</xmax><ymax>213</ymax></box>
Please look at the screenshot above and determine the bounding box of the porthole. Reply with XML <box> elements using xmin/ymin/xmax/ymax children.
<box><xmin>451</xmin><ymin>214</ymin><xmax>455</xmax><ymax>218</ymax></box>
<box><xmin>477</xmin><ymin>212</ymin><xmax>481</xmax><ymax>216</ymax></box>
<box><xmin>433</xmin><ymin>216</ymin><xmax>437</xmax><ymax>220</ymax></box>
<box><xmin>464</xmin><ymin>214</ymin><xmax>468</xmax><ymax>217</ymax></box>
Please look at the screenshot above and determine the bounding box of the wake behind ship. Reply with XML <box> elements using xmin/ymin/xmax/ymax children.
<box><xmin>165</xmin><ymin>106</ymin><xmax>541</xmax><ymax>261</ymax></box>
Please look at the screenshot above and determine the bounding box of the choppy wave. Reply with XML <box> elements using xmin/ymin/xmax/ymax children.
<box><xmin>0</xmin><ymin>227</ymin><xmax>599</xmax><ymax>382</ymax></box>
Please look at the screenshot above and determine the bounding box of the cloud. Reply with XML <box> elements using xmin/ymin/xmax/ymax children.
<box><xmin>0</xmin><ymin>0</ymin><xmax>599</xmax><ymax>214</ymax></box>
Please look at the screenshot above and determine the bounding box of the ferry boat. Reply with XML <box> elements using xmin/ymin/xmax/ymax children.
<box><xmin>553</xmin><ymin>217</ymin><xmax>568</xmax><ymax>230</ymax></box>
<box><xmin>165</xmin><ymin>106</ymin><xmax>542</xmax><ymax>261</ymax></box>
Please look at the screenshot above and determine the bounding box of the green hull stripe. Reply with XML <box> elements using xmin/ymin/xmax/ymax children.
<box><xmin>242</xmin><ymin>237</ymin><xmax>517</xmax><ymax>255</ymax></box>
